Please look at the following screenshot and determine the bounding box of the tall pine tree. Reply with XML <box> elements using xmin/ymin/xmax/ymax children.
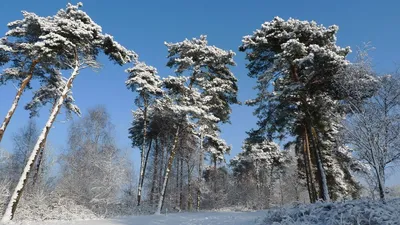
<box><xmin>239</xmin><ymin>17</ymin><xmax>370</xmax><ymax>201</ymax></box>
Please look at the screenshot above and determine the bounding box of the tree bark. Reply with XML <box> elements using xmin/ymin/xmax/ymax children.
<box><xmin>303</xmin><ymin>134</ymin><xmax>312</xmax><ymax>203</ymax></box>
<box><xmin>159</xmin><ymin>142</ymin><xmax>165</xmax><ymax>195</ymax></box>
<box><xmin>0</xmin><ymin>60</ymin><xmax>39</xmax><ymax>142</ymax></box>
<box><xmin>176</xmin><ymin>155</ymin><xmax>180</xmax><ymax>208</ymax></box>
<box><xmin>197</xmin><ymin>132</ymin><xmax>203</xmax><ymax>211</ymax></box>
<box><xmin>32</xmin><ymin>138</ymin><xmax>46</xmax><ymax>187</ymax></box>
<box><xmin>137</xmin><ymin>101</ymin><xmax>148</xmax><ymax>206</ymax></box>
<box><xmin>213</xmin><ymin>155</ymin><xmax>217</xmax><ymax>194</ymax></box>
<box><xmin>279</xmin><ymin>175</ymin><xmax>284</xmax><ymax>206</ymax></box>
<box><xmin>155</xmin><ymin>127</ymin><xmax>180</xmax><ymax>215</ymax></box>
<box><xmin>304</xmin><ymin>127</ymin><xmax>317</xmax><ymax>203</ymax></box>
<box><xmin>255</xmin><ymin>160</ymin><xmax>260</xmax><ymax>195</ymax></box>
<box><xmin>309</xmin><ymin>126</ymin><xmax>330</xmax><ymax>202</ymax></box>
<box><xmin>32</xmin><ymin>102</ymin><xmax>57</xmax><ymax>188</ymax></box>
<box><xmin>266</xmin><ymin>166</ymin><xmax>274</xmax><ymax>208</ymax></box>
<box><xmin>1</xmin><ymin>57</ymin><xmax>79</xmax><ymax>222</ymax></box>
<box><xmin>187</xmin><ymin>159</ymin><xmax>192</xmax><ymax>211</ymax></box>
<box><xmin>150</xmin><ymin>138</ymin><xmax>159</xmax><ymax>204</ymax></box>
<box><xmin>179</xmin><ymin>157</ymin><xmax>183</xmax><ymax>210</ymax></box>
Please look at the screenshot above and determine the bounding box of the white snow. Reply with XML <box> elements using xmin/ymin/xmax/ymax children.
<box><xmin>261</xmin><ymin>199</ymin><xmax>400</xmax><ymax>225</ymax></box>
<box><xmin>7</xmin><ymin>199</ymin><xmax>400</xmax><ymax>225</ymax></box>
<box><xmin>3</xmin><ymin>199</ymin><xmax>400</xmax><ymax>225</ymax></box>
<box><xmin>5</xmin><ymin>211</ymin><xmax>266</xmax><ymax>225</ymax></box>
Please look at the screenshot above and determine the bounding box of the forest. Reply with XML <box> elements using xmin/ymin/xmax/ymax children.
<box><xmin>0</xmin><ymin>2</ymin><xmax>400</xmax><ymax>225</ymax></box>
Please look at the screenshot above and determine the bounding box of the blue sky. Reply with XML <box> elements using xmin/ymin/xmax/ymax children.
<box><xmin>1</xmin><ymin>0</ymin><xmax>400</xmax><ymax>184</ymax></box>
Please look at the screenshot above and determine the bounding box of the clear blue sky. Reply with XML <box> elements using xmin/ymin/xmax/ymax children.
<box><xmin>1</xmin><ymin>0</ymin><xmax>400</xmax><ymax>184</ymax></box>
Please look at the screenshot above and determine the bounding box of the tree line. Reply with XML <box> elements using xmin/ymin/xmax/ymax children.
<box><xmin>0</xmin><ymin>3</ymin><xmax>399</xmax><ymax>223</ymax></box>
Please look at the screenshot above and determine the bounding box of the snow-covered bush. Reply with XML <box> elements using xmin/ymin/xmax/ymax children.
<box><xmin>261</xmin><ymin>198</ymin><xmax>400</xmax><ymax>225</ymax></box>
<box><xmin>13</xmin><ymin>192</ymin><xmax>96</xmax><ymax>221</ymax></box>
<box><xmin>0</xmin><ymin>179</ymin><xmax>10</xmax><ymax>216</ymax></box>
<box><xmin>0</xmin><ymin>148</ymin><xmax>11</xmax><ymax>216</ymax></box>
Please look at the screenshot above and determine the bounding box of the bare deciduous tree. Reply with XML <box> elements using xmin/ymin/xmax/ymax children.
<box><xmin>346</xmin><ymin>74</ymin><xmax>400</xmax><ymax>201</ymax></box>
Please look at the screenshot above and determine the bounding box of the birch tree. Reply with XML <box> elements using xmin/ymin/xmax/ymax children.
<box><xmin>58</xmin><ymin>106</ymin><xmax>132</xmax><ymax>216</ymax></box>
<box><xmin>1</xmin><ymin>3</ymin><xmax>134</xmax><ymax>222</ymax></box>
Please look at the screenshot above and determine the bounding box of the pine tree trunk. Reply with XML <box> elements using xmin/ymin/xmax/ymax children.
<box><xmin>150</xmin><ymin>138</ymin><xmax>159</xmax><ymax>204</ymax></box>
<box><xmin>1</xmin><ymin>59</ymin><xmax>79</xmax><ymax>223</ymax></box>
<box><xmin>176</xmin><ymin>155</ymin><xmax>180</xmax><ymax>208</ymax></box>
<box><xmin>138</xmin><ymin>139</ymin><xmax>152</xmax><ymax>205</ymax></box>
<box><xmin>310</xmin><ymin>127</ymin><xmax>330</xmax><ymax>202</ymax></box>
<box><xmin>279</xmin><ymin>175</ymin><xmax>284</xmax><ymax>206</ymax></box>
<box><xmin>32</xmin><ymin>138</ymin><xmax>46</xmax><ymax>187</ymax></box>
<box><xmin>187</xmin><ymin>160</ymin><xmax>192</xmax><ymax>211</ymax></box>
<box><xmin>0</xmin><ymin>60</ymin><xmax>39</xmax><ymax>143</ymax></box>
<box><xmin>304</xmin><ymin>127</ymin><xmax>317</xmax><ymax>203</ymax></box>
<box><xmin>213</xmin><ymin>155</ymin><xmax>217</xmax><ymax>194</ymax></box>
<box><xmin>32</xmin><ymin>102</ymin><xmax>56</xmax><ymax>188</ymax></box>
<box><xmin>266</xmin><ymin>166</ymin><xmax>274</xmax><ymax>208</ymax></box>
<box><xmin>155</xmin><ymin>127</ymin><xmax>180</xmax><ymax>215</ymax></box>
<box><xmin>255</xmin><ymin>160</ymin><xmax>260</xmax><ymax>195</ymax></box>
<box><xmin>179</xmin><ymin>157</ymin><xmax>183</xmax><ymax>210</ymax></box>
<box><xmin>303</xmin><ymin>135</ymin><xmax>312</xmax><ymax>203</ymax></box>
<box><xmin>159</xmin><ymin>143</ymin><xmax>165</xmax><ymax>195</ymax></box>
<box><xmin>137</xmin><ymin>104</ymin><xmax>148</xmax><ymax>206</ymax></box>
<box><xmin>197</xmin><ymin>153</ymin><xmax>203</xmax><ymax>211</ymax></box>
<box><xmin>197</xmin><ymin>133</ymin><xmax>203</xmax><ymax>211</ymax></box>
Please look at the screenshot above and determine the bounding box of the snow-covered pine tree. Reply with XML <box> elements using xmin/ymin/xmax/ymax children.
<box><xmin>0</xmin><ymin>38</ymin><xmax>10</xmax><ymax>66</ymax></box>
<box><xmin>165</xmin><ymin>35</ymin><xmax>238</xmax><ymax>123</ymax></box>
<box><xmin>154</xmin><ymin>75</ymin><xmax>219</xmax><ymax>214</ymax></box>
<box><xmin>24</xmin><ymin>68</ymin><xmax>81</xmax><ymax>119</ymax></box>
<box><xmin>126</xmin><ymin>60</ymin><xmax>163</xmax><ymax>206</ymax></box>
<box><xmin>1</xmin><ymin>3</ymin><xmax>134</xmax><ymax>222</ymax></box>
<box><xmin>164</xmin><ymin>35</ymin><xmax>238</xmax><ymax>211</ymax></box>
<box><xmin>231</xmin><ymin>139</ymin><xmax>289</xmax><ymax>208</ymax></box>
<box><xmin>23</xmin><ymin>69</ymin><xmax>82</xmax><ymax>186</ymax></box>
<box><xmin>239</xmin><ymin>17</ymin><xmax>370</xmax><ymax>202</ymax></box>
<box><xmin>0</xmin><ymin>12</ymin><xmax>53</xmax><ymax>142</ymax></box>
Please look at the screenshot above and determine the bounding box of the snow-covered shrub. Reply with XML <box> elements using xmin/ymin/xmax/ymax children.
<box><xmin>0</xmin><ymin>147</ymin><xmax>11</xmax><ymax>216</ymax></box>
<box><xmin>261</xmin><ymin>199</ymin><xmax>400</xmax><ymax>225</ymax></box>
<box><xmin>13</xmin><ymin>192</ymin><xmax>96</xmax><ymax>221</ymax></box>
<box><xmin>0</xmin><ymin>179</ymin><xmax>10</xmax><ymax>216</ymax></box>
<box><xmin>212</xmin><ymin>206</ymin><xmax>255</xmax><ymax>212</ymax></box>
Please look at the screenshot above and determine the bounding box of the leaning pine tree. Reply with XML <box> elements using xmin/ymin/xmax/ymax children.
<box><xmin>1</xmin><ymin>3</ymin><xmax>134</xmax><ymax>222</ymax></box>
<box><xmin>0</xmin><ymin>12</ymin><xmax>75</xmax><ymax>142</ymax></box>
<box><xmin>239</xmin><ymin>17</ymin><xmax>371</xmax><ymax>202</ymax></box>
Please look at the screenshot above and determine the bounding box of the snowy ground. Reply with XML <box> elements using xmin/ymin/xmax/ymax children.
<box><xmin>6</xmin><ymin>198</ymin><xmax>400</xmax><ymax>225</ymax></box>
<box><xmin>9</xmin><ymin>211</ymin><xmax>266</xmax><ymax>225</ymax></box>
